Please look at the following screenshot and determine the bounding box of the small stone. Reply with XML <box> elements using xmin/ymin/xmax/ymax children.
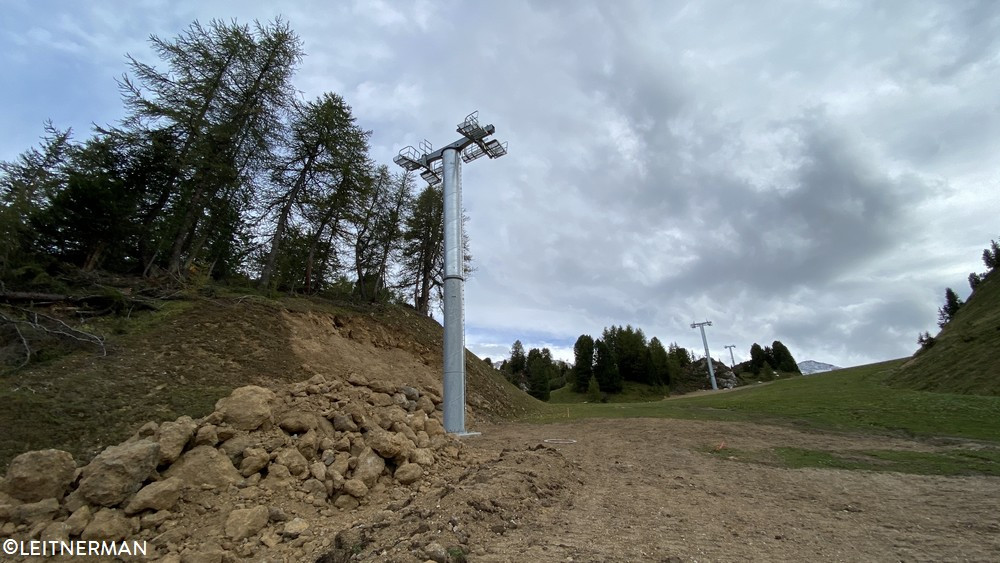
<box><xmin>351</xmin><ymin>448</ymin><xmax>384</xmax><ymax>488</ymax></box>
<box><xmin>275</xmin><ymin>447</ymin><xmax>309</xmax><ymax>477</ymax></box>
<box><xmin>416</xmin><ymin>396</ymin><xmax>436</xmax><ymax>415</ymax></box>
<box><xmin>10</xmin><ymin>498</ymin><xmax>59</xmax><ymax>525</ymax></box>
<box><xmin>283</xmin><ymin>517</ymin><xmax>310</xmax><ymax>538</ymax></box>
<box><xmin>334</xmin><ymin>494</ymin><xmax>359</xmax><ymax>510</ymax></box>
<box><xmin>410</xmin><ymin>449</ymin><xmax>435</xmax><ymax>467</ymax></box>
<box><xmin>156</xmin><ymin>416</ymin><xmax>197</xmax><ymax>465</ymax></box>
<box><xmin>125</xmin><ymin>476</ymin><xmax>184</xmax><ymax>514</ymax></box>
<box><xmin>40</xmin><ymin>520</ymin><xmax>70</xmax><ymax>542</ymax></box>
<box><xmin>394</xmin><ymin>463</ymin><xmax>423</xmax><ymax>485</ymax></box>
<box><xmin>261</xmin><ymin>530</ymin><xmax>281</xmax><ymax>547</ymax></box>
<box><xmin>194</xmin><ymin>425</ymin><xmax>219</xmax><ymax>447</ymax></box>
<box><xmin>224</xmin><ymin>506</ymin><xmax>269</xmax><ymax>540</ymax></box>
<box><xmin>279</xmin><ymin>412</ymin><xmax>316</xmax><ymax>435</ymax></box>
<box><xmin>424</xmin><ymin>541</ymin><xmax>448</xmax><ymax>563</ymax></box>
<box><xmin>342</xmin><ymin>479</ymin><xmax>368</xmax><ymax>499</ymax></box>
<box><xmin>140</xmin><ymin>510</ymin><xmax>172</xmax><ymax>530</ymax></box>
<box><xmin>399</xmin><ymin>386</ymin><xmax>420</xmax><ymax>401</ymax></box>
<box><xmin>82</xmin><ymin>508</ymin><xmax>130</xmax><ymax>541</ymax></box>
<box><xmin>309</xmin><ymin>461</ymin><xmax>327</xmax><ymax>481</ymax></box>
<box><xmin>239</xmin><ymin>448</ymin><xmax>270</xmax><ymax>477</ymax></box>
<box><xmin>332</xmin><ymin>415</ymin><xmax>358</xmax><ymax>433</ymax></box>
<box><xmin>64</xmin><ymin>505</ymin><xmax>92</xmax><ymax>536</ymax></box>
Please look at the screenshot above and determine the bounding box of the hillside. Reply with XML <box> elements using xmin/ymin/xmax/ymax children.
<box><xmin>0</xmin><ymin>295</ymin><xmax>539</xmax><ymax>471</ymax></box>
<box><xmin>889</xmin><ymin>270</ymin><xmax>1000</xmax><ymax>396</ymax></box>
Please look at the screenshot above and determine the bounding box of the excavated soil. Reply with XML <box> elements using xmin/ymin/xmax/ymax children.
<box><xmin>436</xmin><ymin>418</ymin><xmax>1000</xmax><ymax>562</ymax></box>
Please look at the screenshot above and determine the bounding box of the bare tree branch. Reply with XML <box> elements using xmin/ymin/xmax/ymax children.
<box><xmin>0</xmin><ymin>308</ymin><xmax>107</xmax><ymax>358</ymax></box>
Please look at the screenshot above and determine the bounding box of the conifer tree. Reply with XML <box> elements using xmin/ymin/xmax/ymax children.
<box><xmin>594</xmin><ymin>338</ymin><xmax>623</xmax><ymax>393</ymax></box>
<box><xmin>572</xmin><ymin>334</ymin><xmax>595</xmax><ymax>393</ymax></box>
<box><xmin>937</xmin><ymin>287</ymin><xmax>963</xmax><ymax>328</ymax></box>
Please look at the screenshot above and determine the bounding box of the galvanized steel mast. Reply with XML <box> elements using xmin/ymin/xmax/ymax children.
<box><xmin>393</xmin><ymin>112</ymin><xmax>507</xmax><ymax>434</ymax></box>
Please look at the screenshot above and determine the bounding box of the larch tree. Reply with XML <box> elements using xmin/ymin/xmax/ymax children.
<box><xmin>572</xmin><ymin>334</ymin><xmax>595</xmax><ymax>393</ymax></box>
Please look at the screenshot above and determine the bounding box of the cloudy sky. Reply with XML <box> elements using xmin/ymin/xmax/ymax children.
<box><xmin>3</xmin><ymin>1</ymin><xmax>998</xmax><ymax>368</ymax></box>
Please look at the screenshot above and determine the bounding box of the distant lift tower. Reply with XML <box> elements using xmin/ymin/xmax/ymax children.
<box><xmin>724</xmin><ymin>344</ymin><xmax>737</xmax><ymax>368</ymax></box>
<box><xmin>691</xmin><ymin>321</ymin><xmax>719</xmax><ymax>390</ymax></box>
<box><xmin>393</xmin><ymin>112</ymin><xmax>507</xmax><ymax>435</ymax></box>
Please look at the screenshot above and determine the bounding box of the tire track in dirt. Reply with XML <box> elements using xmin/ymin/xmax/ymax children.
<box><xmin>464</xmin><ymin>418</ymin><xmax>1000</xmax><ymax>562</ymax></box>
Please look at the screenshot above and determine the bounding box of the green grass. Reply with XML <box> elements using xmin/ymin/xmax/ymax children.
<box><xmin>522</xmin><ymin>359</ymin><xmax>1000</xmax><ymax>442</ymax></box>
<box><xmin>548</xmin><ymin>381</ymin><xmax>669</xmax><ymax>404</ymax></box>
<box><xmin>707</xmin><ymin>446</ymin><xmax>1000</xmax><ymax>477</ymax></box>
<box><xmin>889</xmin><ymin>270</ymin><xmax>1000</xmax><ymax>395</ymax></box>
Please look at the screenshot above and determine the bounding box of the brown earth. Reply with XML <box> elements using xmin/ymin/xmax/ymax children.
<box><xmin>451</xmin><ymin>419</ymin><xmax>1000</xmax><ymax>562</ymax></box>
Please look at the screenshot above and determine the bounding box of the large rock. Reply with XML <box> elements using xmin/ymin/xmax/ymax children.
<box><xmin>416</xmin><ymin>396</ymin><xmax>436</xmax><ymax>415</ymax></box>
<box><xmin>278</xmin><ymin>412</ymin><xmax>316</xmax><ymax>435</ymax></box>
<box><xmin>64</xmin><ymin>505</ymin><xmax>92</xmax><ymax>536</ymax></box>
<box><xmin>81</xmin><ymin>508</ymin><xmax>131</xmax><ymax>541</ymax></box>
<box><xmin>351</xmin><ymin>447</ymin><xmax>385</xmax><ymax>488</ymax></box>
<box><xmin>424</xmin><ymin>418</ymin><xmax>445</xmax><ymax>437</ymax></box>
<box><xmin>342</xmin><ymin>479</ymin><xmax>368</xmax><ymax>499</ymax></box>
<box><xmin>214</xmin><ymin>386</ymin><xmax>276</xmax><ymax>431</ymax></box>
<box><xmin>239</xmin><ymin>447</ymin><xmax>270</xmax><ymax>477</ymax></box>
<box><xmin>164</xmin><ymin>446</ymin><xmax>241</xmax><ymax>488</ymax></box>
<box><xmin>3</xmin><ymin>449</ymin><xmax>76</xmax><ymax>502</ymax></box>
<box><xmin>394</xmin><ymin>463</ymin><xmax>423</xmax><ymax>485</ymax></box>
<box><xmin>274</xmin><ymin>447</ymin><xmax>309</xmax><ymax>478</ymax></box>
<box><xmin>156</xmin><ymin>416</ymin><xmax>198</xmax><ymax>465</ymax></box>
<box><xmin>332</xmin><ymin>415</ymin><xmax>358</xmax><ymax>432</ymax></box>
<box><xmin>366</xmin><ymin>429</ymin><xmax>413</xmax><ymax>462</ymax></box>
<box><xmin>224</xmin><ymin>506</ymin><xmax>269</xmax><ymax>540</ymax></box>
<box><xmin>78</xmin><ymin>439</ymin><xmax>160</xmax><ymax>507</ymax></box>
<box><xmin>124</xmin><ymin>477</ymin><xmax>184</xmax><ymax>514</ymax></box>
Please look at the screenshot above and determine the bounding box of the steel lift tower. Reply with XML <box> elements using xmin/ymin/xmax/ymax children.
<box><xmin>393</xmin><ymin>112</ymin><xmax>507</xmax><ymax>435</ymax></box>
<box><xmin>724</xmin><ymin>344</ymin><xmax>737</xmax><ymax>368</ymax></box>
<box><xmin>691</xmin><ymin>321</ymin><xmax>718</xmax><ymax>390</ymax></box>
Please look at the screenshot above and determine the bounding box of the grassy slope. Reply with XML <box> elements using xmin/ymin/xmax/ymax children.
<box><xmin>524</xmin><ymin>359</ymin><xmax>1000</xmax><ymax>442</ymax></box>
<box><xmin>889</xmin><ymin>270</ymin><xmax>1000</xmax><ymax>395</ymax></box>
<box><xmin>548</xmin><ymin>381</ymin><xmax>669</xmax><ymax>404</ymax></box>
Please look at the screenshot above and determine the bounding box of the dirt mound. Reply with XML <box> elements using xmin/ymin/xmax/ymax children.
<box><xmin>0</xmin><ymin>297</ymin><xmax>538</xmax><ymax>471</ymax></box>
<box><xmin>0</xmin><ymin>368</ymin><xmax>571</xmax><ymax>562</ymax></box>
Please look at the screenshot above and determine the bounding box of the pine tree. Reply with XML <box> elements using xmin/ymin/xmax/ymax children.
<box><xmin>119</xmin><ymin>19</ymin><xmax>303</xmax><ymax>277</ymax></box>
<box><xmin>526</xmin><ymin>348</ymin><xmax>551</xmax><ymax>401</ymax></box>
<box><xmin>770</xmin><ymin>340</ymin><xmax>800</xmax><ymax>373</ymax></box>
<box><xmin>594</xmin><ymin>338</ymin><xmax>623</xmax><ymax>393</ymax></box>
<box><xmin>572</xmin><ymin>334</ymin><xmax>595</xmax><ymax>393</ymax></box>
<box><xmin>937</xmin><ymin>287</ymin><xmax>964</xmax><ymax>328</ymax></box>
<box><xmin>509</xmin><ymin>340</ymin><xmax>527</xmax><ymax>377</ymax></box>
<box><xmin>983</xmin><ymin>240</ymin><xmax>999</xmax><ymax>271</ymax></box>
<box><xmin>647</xmin><ymin>337</ymin><xmax>671</xmax><ymax>386</ymax></box>
<box><xmin>259</xmin><ymin>93</ymin><xmax>371</xmax><ymax>290</ymax></box>
<box><xmin>749</xmin><ymin>343</ymin><xmax>766</xmax><ymax>375</ymax></box>
<box><xmin>586</xmin><ymin>375</ymin><xmax>602</xmax><ymax>402</ymax></box>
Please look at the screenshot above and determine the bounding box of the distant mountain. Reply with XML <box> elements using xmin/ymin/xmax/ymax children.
<box><xmin>798</xmin><ymin>360</ymin><xmax>841</xmax><ymax>375</ymax></box>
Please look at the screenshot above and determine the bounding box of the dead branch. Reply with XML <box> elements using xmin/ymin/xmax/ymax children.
<box><xmin>0</xmin><ymin>308</ymin><xmax>107</xmax><ymax>357</ymax></box>
<box><xmin>12</xmin><ymin>323</ymin><xmax>30</xmax><ymax>369</ymax></box>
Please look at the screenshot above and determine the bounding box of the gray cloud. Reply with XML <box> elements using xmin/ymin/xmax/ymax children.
<box><xmin>3</xmin><ymin>0</ymin><xmax>998</xmax><ymax>366</ymax></box>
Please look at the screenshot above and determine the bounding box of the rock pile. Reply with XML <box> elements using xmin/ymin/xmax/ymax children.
<box><xmin>0</xmin><ymin>372</ymin><xmax>463</xmax><ymax>562</ymax></box>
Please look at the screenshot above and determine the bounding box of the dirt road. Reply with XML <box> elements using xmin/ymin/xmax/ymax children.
<box><xmin>439</xmin><ymin>418</ymin><xmax>1000</xmax><ymax>562</ymax></box>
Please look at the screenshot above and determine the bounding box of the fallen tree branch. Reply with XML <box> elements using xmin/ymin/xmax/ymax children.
<box><xmin>12</xmin><ymin>322</ymin><xmax>30</xmax><ymax>369</ymax></box>
<box><xmin>0</xmin><ymin>308</ymin><xmax>107</xmax><ymax>358</ymax></box>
